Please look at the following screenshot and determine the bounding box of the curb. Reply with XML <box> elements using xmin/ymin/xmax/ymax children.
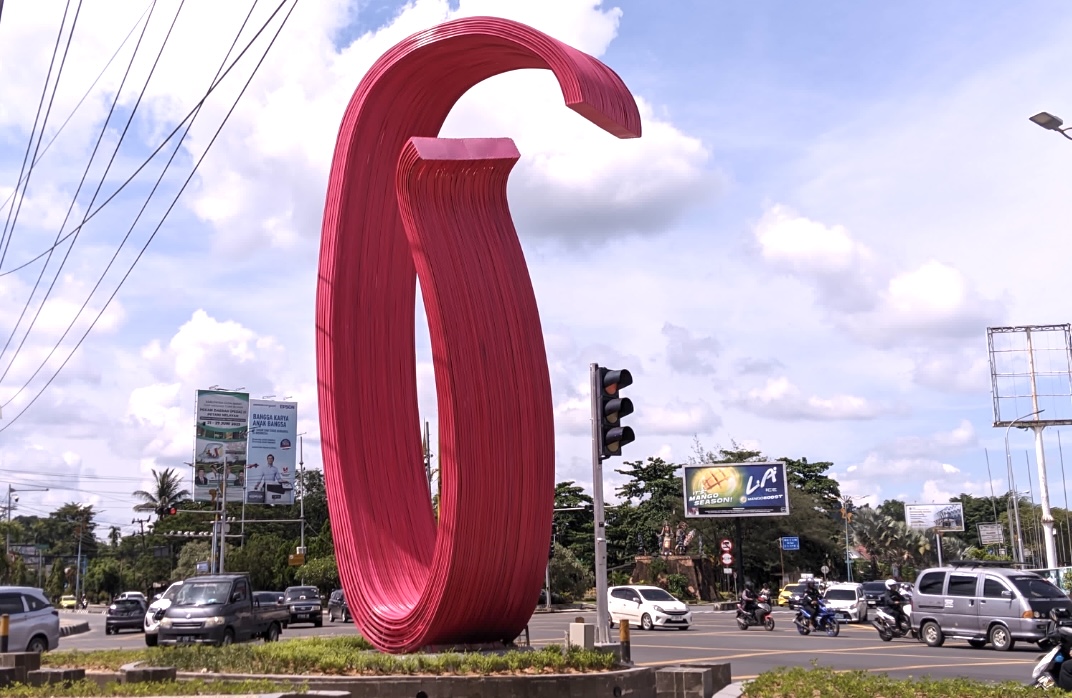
<box><xmin>714</xmin><ymin>681</ymin><xmax>745</xmax><ymax>697</ymax></box>
<box><xmin>60</xmin><ymin>621</ymin><xmax>90</xmax><ymax>637</ymax></box>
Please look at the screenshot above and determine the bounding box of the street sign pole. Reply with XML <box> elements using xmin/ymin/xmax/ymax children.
<box><xmin>779</xmin><ymin>538</ymin><xmax>785</xmax><ymax>585</ymax></box>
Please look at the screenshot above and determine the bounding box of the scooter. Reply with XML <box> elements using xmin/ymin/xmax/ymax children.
<box><xmin>872</xmin><ymin>601</ymin><xmax>916</xmax><ymax>641</ymax></box>
<box><xmin>794</xmin><ymin>598</ymin><xmax>840</xmax><ymax>637</ymax></box>
<box><xmin>1030</xmin><ymin>608</ymin><xmax>1072</xmax><ymax>689</ymax></box>
<box><xmin>736</xmin><ymin>592</ymin><xmax>775</xmax><ymax>631</ymax></box>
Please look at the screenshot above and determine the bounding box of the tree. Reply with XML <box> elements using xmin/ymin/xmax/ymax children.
<box><xmin>172</xmin><ymin>541</ymin><xmax>212</xmax><ymax>582</ymax></box>
<box><xmin>877</xmin><ymin>499</ymin><xmax>907</xmax><ymax>522</ymax></box>
<box><xmin>227</xmin><ymin>534</ymin><xmax>295</xmax><ymax>590</ymax></box>
<box><xmin>607</xmin><ymin>457</ymin><xmax>684</xmax><ymax>567</ymax></box>
<box><xmin>133</xmin><ymin>469</ymin><xmax>191</xmax><ymax>518</ymax></box>
<box><xmin>298</xmin><ymin>555</ymin><xmax>339</xmax><ymax>597</ymax></box>
<box><xmin>549</xmin><ymin>542</ymin><xmax>593</xmax><ymax>601</ymax></box>
<box><xmin>554</xmin><ymin>481</ymin><xmax>594</xmax><ymax>567</ymax></box>
<box><xmin>777</xmin><ymin>456</ymin><xmax>841</xmax><ymax>509</ymax></box>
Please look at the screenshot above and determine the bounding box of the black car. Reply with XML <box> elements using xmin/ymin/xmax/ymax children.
<box><xmin>105</xmin><ymin>598</ymin><xmax>147</xmax><ymax>635</ymax></box>
<box><xmin>786</xmin><ymin>583</ymin><xmax>807</xmax><ymax>610</ymax></box>
<box><xmin>327</xmin><ymin>589</ymin><xmax>351</xmax><ymax>623</ymax></box>
<box><xmin>283</xmin><ymin>586</ymin><xmax>322</xmax><ymax>627</ymax></box>
<box><xmin>861</xmin><ymin>581</ymin><xmax>887</xmax><ymax>607</ymax></box>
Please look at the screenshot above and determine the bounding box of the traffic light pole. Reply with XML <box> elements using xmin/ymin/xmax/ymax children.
<box><xmin>590</xmin><ymin>363</ymin><xmax>611</xmax><ymax>645</ymax></box>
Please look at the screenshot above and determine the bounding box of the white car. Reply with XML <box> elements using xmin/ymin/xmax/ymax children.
<box><xmin>823</xmin><ymin>582</ymin><xmax>868</xmax><ymax>623</ymax></box>
<box><xmin>608</xmin><ymin>585</ymin><xmax>692</xmax><ymax>631</ymax></box>
<box><xmin>0</xmin><ymin>587</ymin><xmax>59</xmax><ymax>653</ymax></box>
<box><xmin>116</xmin><ymin>591</ymin><xmax>147</xmax><ymax>603</ymax></box>
<box><xmin>143</xmin><ymin>581</ymin><xmax>183</xmax><ymax>647</ymax></box>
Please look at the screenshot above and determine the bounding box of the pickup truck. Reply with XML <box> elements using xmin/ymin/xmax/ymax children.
<box><xmin>157</xmin><ymin>573</ymin><xmax>284</xmax><ymax>646</ymax></box>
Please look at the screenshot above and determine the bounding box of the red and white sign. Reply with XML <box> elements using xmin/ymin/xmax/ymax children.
<box><xmin>720</xmin><ymin>552</ymin><xmax>734</xmax><ymax>566</ymax></box>
<box><xmin>720</xmin><ymin>538</ymin><xmax>733</xmax><ymax>553</ymax></box>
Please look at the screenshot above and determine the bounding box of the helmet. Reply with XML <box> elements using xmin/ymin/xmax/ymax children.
<box><xmin>744</xmin><ymin>582</ymin><xmax>753</xmax><ymax>591</ymax></box>
<box><xmin>885</xmin><ymin>579</ymin><xmax>897</xmax><ymax>590</ymax></box>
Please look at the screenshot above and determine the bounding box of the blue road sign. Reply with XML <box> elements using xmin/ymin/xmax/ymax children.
<box><xmin>780</xmin><ymin>536</ymin><xmax>800</xmax><ymax>551</ymax></box>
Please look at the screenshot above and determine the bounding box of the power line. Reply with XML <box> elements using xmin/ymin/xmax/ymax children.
<box><xmin>0</xmin><ymin>0</ymin><xmax>77</xmax><ymax>270</ymax></box>
<box><xmin>0</xmin><ymin>0</ymin><xmax>300</xmax><ymax>431</ymax></box>
<box><xmin>0</xmin><ymin>0</ymin><xmax>291</xmax><ymax>280</ymax></box>
<box><xmin>0</xmin><ymin>4</ymin><xmax>153</xmax><ymax>227</ymax></box>
<box><xmin>0</xmin><ymin>0</ymin><xmax>167</xmax><ymax>383</ymax></box>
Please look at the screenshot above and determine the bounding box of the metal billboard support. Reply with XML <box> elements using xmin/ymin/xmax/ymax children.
<box><xmin>988</xmin><ymin>325</ymin><xmax>1072</xmax><ymax>571</ymax></box>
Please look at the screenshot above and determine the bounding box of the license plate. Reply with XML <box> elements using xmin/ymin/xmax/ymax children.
<box><xmin>667</xmin><ymin>618</ymin><xmax>686</xmax><ymax>623</ymax></box>
<box><xmin>296</xmin><ymin>613</ymin><xmax>309</xmax><ymax>619</ymax></box>
<box><xmin>177</xmin><ymin>635</ymin><xmax>197</xmax><ymax>644</ymax></box>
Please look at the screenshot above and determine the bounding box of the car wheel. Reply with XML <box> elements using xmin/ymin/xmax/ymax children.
<box><xmin>641</xmin><ymin>613</ymin><xmax>654</xmax><ymax>631</ymax></box>
<box><xmin>314</xmin><ymin>618</ymin><xmax>323</xmax><ymax>628</ymax></box>
<box><xmin>221</xmin><ymin>629</ymin><xmax>235</xmax><ymax>646</ymax></box>
<box><xmin>989</xmin><ymin>624</ymin><xmax>1014</xmax><ymax>651</ymax></box>
<box><xmin>968</xmin><ymin>639</ymin><xmax>987</xmax><ymax>649</ymax></box>
<box><xmin>25</xmin><ymin>635</ymin><xmax>48</xmax><ymax>654</ymax></box>
<box><xmin>328</xmin><ymin>611</ymin><xmax>335</xmax><ymax>622</ymax></box>
<box><xmin>145</xmin><ymin>633</ymin><xmax>158</xmax><ymax>647</ymax></box>
<box><xmin>921</xmin><ymin>621</ymin><xmax>944</xmax><ymax>647</ymax></box>
<box><xmin>264</xmin><ymin>622</ymin><xmax>281</xmax><ymax>643</ymax></box>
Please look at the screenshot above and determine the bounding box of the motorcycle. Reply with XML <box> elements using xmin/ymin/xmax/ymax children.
<box><xmin>794</xmin><ymin>598</ymin><xmax>840</xmax><ymax>637</ymax></box>
<box><xmin>1030</xmin><ymin>608</ymin><xmax>1072</xmax><ymax>689</ymax></box>
<box><xmin>736</xmin><ymin>591</ymin><xmax>775</xmax><ymax>631</ymax></box>
<box><xmin>871</xmin><ymin>599</ymin><xmax>916</xmax><ymax>642</ymax></box>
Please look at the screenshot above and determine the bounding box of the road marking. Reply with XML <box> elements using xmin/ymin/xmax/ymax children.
<box><xmin>733</xmin><ymin>657</ymin><xmax>1035</xmax><ymax>680</ymax></box>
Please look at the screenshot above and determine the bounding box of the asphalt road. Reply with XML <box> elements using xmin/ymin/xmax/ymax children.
<box><xmin>59</xmin><ymin>608</ymin><xmax>1044</xmax><ymax>685</ymax></box>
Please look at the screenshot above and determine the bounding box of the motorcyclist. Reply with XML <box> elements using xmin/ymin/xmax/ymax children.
<box><xmin>801</xmin><ymin>580</ymin><xmax>821</xmax><ymax>627</ymax></box>
<box><xmin>882</xmin><ymin>578</ymin><xmax>908</xmax><ymax>632</ymax></box>
<box><xmin>740</xmin><ymin>583</ymin><xmax>758</xmax><ymax>620</ymax></box>
<box><xmin>758</xmin><ymin>584</ymin><xmax>771</xmax><ymax>601</ymax></box>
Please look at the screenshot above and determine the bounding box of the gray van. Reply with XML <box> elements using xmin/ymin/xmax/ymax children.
<box><xmin>912</xmin><ymin>563</ymin><xmax>1072</xmax><ymax>651</ymax></box>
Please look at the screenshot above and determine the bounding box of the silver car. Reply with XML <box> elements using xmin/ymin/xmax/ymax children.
<box><xmin>0</xmin><ymin>587</ymin><xmax>59</xmax><ymax>653</ymax></box>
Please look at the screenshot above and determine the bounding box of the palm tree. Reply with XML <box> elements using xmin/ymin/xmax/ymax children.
<box><xmin>133</xmin><ymin>468</ymin><xmax>190</xmax><ymax>518</ymax></box>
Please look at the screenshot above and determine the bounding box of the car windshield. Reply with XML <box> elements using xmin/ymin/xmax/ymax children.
<box><xmin>162</xmin><ymin>584</ymin><xmax>182</xmax><ymax>601</ymax></box>
<box><xmin>285</xmin><ymin>588</ymin><xmax>319</xmax><ymax>602</ymax></box>
<box><xmin>790</xmin><ymin>584</ymin><xmax>805</xmax><ymax>594</ymax></box>
<box><xmin>825</xmin><ymin>589</ymin><xmax>856</xmax><ymax>601</ymax></box>
<box><xmin>638</xmin><ymin>588</ymin><xmax>676</xmax><ymax>602</ymax></box>
<box><xmin>862</xmin><ymin>583</ymin><xmax>886</xmax><ymax>592</ymax></box>
<box><xmin>1011</xmin><ymin>576</ymin><xmax>1068</xmax><ymax>599</ymax></box>
<box><xmin>174</xmin><ymin>582</ymin><xmax>231</xmax><ymax>606</ymax></box>
<box><xmin>112</xmin><ymin>600</ymin><xmax>142</xmax><ymax>611</ymax></box>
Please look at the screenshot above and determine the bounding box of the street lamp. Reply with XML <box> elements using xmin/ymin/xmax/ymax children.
<box><xmin>1029</xmin><ymin>112</ymin><xmax>1072</xmax><ymax>141</ymax></box>
<box><xmin>6</xmin><ymin>484</ymin><xmax>49</xmax><ymax>553</ymax></box>
<box><xmin>1005</xmin><ymin>409</ymin><xmax>1042</xmax><ymax>564</ymax></box>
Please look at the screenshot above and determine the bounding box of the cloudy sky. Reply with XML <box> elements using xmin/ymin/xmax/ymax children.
<box><xmin>2</xmin><ymin>0</ymin><xmax>1072</xmax><ymax>537</ymax></box>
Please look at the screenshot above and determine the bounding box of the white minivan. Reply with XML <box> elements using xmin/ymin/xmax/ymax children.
<box><xmin>823</xmin><ymin>582</ymin><xmax>868</xmax><ymax>623</ymax></box>
<box><xmin>0</xmin><ymin>587</ymin><xmax>60</xmax><ymax>653</ymax></box>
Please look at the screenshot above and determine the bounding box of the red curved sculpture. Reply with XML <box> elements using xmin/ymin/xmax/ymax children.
<box><xmin>316</xmin><ymin>16</ymin><xmax>641</xmax><ymax>652</ymax></box>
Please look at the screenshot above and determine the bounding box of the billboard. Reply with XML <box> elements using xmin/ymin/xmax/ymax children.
<box><xmin>683</xmin><ymin>462</ymin><xmax>790</xmax><ymax>518</ymax></box>
<box><xmin>978</xmin><ymin>522</ymin><xmax>1005</xmax><ymax>545</ymax></box>
<box><xmin>905</xmin><ymin>503</ymin><xmax>965</xmax><ymax>532</ymax></box>
<box><xmin>193</xmin><ymin>390</ymin><xmax>249</xmax><ymax>503</ymax></box>
<box><xmin>244</xmin><ymin>399</ymin><xmax>298</xmax><ymax>505</ymax></box>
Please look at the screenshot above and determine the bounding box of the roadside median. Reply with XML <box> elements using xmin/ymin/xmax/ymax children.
<box><xmin>61</xmin><ymin>618</ymin><xmax>90</xmax><ymax>638</ymax></box>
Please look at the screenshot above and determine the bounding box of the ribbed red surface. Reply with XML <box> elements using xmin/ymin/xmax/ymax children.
<box><xmin>315</xmin><ymin>16</ymin><xmax>641</xmax><ymax>653</ymax></box>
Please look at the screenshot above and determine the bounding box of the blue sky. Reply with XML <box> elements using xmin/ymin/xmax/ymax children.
<box><xmin>2</xmin><ymin>0</ymin><xmax>1072</xmax><ymax>540</ymax></box>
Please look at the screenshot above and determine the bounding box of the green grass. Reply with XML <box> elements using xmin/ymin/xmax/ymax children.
<box><xmin>743</xmin><ymin>666</ymin><xmax>1043</xmax><ymax>697</ymax></box>
<box><xmin>0</xmin><ymin>678</ymin><xmax>302</xmax><ymax>696</ymax></box>
<box><xmin>43</xmin><ymin>637</ymin><xmax>618</xmax><ymax>675</ymax></box>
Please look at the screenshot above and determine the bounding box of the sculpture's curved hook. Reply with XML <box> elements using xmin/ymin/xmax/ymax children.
<box><xmin>316</xmin><ymin>16</ymin><xmax>641</xmax><ymax>652</ymax></box>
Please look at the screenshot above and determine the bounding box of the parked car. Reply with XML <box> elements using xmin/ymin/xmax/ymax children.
<box><xmin>143</xmin><ymin>580</ymin><xmax>184</xmax><ymax>647</ymax></box>
<box><xmin>283</xmin><ymin>586</ymin><xmax>323</xmax><ymax>627</ymax></box>
<box><xmin>58</xmin><ymin>595</ymin><xmax>76</xmax><ymax>610</ymax></box>
<box><xmin>861</xmin><ymin>581</ymin><xmax>887</xmax><ymax>608</ymax></box>
<box><xmin>105</xmin><ymin>597</ymin><xmax>147</xmax><ymax>635</ymax></box>
<box><xmin>253</xmin><ymin>591</ymin><xmax>290</xmax><ymax>629</ymax></box>
<box><xmin>0</xmin><ymin>587</ymin><xmax>60</xmax><ymax>653</ymax></box>
<box><xmin>912</xmin><ymin>563</ymin><xmax>1072</xmax><ymax>651</ymax></box>
<box><xmin>157</xmin><ymin>574</ymin><xmax>284</xmax><ymax>646</ymax></box>
<box><xmin>327</xmin><ymin>589</ymin><xmax>351</xmax><ymax>623</ymax></box>
<box><xmin>607</xmin><ymin>585</ymin><xmax>692</xmax><ymax>631</ymax></box>
<box><xmin>823</xmin><ymin>582</ymin><xmax>868</xmax><ymax>623</ymax></box>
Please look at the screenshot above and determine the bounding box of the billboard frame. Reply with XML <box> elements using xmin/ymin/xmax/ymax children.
<box><xmin>987</xmin><ymin>325</ymin><xmax>1072</xmax><ymax>427</ymax></box>
<box><xmin>905</xmin><ymin>502</ymin><xmax>966</xmax><ymax>532</ymax></box>
<box><xmin>977</xmin><ymin>522</ymin><xmax>1005</xmax><ymax>546</ymax></box>
<box><xmin>682</xmin><ymin>461</ymin><xmax>791</xmax><ymax>519</ymax></box>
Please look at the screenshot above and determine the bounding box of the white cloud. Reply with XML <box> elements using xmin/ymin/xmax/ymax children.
<box><xmin>886</xmin><ymin>420</ymin><xmax>978</xmax><ymax>458</ymax></box>
<box><xmin>729</xmin><ymin>377</ymin><xmax>896</xmax><ymax>421</ymax></box>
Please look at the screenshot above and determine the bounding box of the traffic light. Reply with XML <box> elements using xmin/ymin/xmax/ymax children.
<box><xmin>160</xmin><ymin>506</ymin><xmax>178</xmax><ymax>517</ymax></box>
<box><xmin>596</xmin><ymin>366</ymin><xmax>635</xmax><ymax>459</ymax></box>
<box><xmin>548</xmin><ymin>523</ymin><xmax>557</xmax><ymax>560</ymax></box>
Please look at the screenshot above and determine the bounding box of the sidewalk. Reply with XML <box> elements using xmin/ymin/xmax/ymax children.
<box><xmin>714</xmin><ymin>681</ymin><xmax>744</xmax><ymax>697</ymax></box>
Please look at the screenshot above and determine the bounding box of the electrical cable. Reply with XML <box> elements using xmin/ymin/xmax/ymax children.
<box><xmin>0</xmin><ymin>0</ymin><xmax>77</xmax><ymax>271</ymax></box>
<box><xmin>0</xmin><ymin>4</ymin><xmax>154</xmax><ymax>232</ymax></box>
<box><xmin>0</xmin><ymin>0</ymin><xmax>299</xmax><ymax>432</ymax></box>
<box><xmin>315</xmin><ymin>16</ymin><xmax>640</xmax><ymax>652</ymax></box>
<box><xmin>0</xmin><ymin>0</ymin><xmax>166</xmax><ymax>383</ymax></box>
<box><xmin>0</xmin><ymin>0</ymin><xmax>291</xmax><ymax>279</ymax></box>
<box><xmin>0</xmin><ymin>0</ymin><xmax>268</xmax><ymax>410</ymax></box>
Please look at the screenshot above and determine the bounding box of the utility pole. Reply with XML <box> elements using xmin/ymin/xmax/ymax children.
<box><xmin>298</xmin><ymin>433</ymin><xmax>306</xmax><ymax>585</ymax></box>
<box><xmin>132</xmin><ymin>517</ymin><xmax>150</xmax><ymax>547</ymax></box>
<box><xmin>6</xmin><ymin>484</ymin><xmax>48</xmax><ymax>556</ymax></box>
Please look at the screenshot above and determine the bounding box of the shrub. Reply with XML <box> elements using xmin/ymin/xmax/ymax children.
<box><xmin>743</xmin><ymin>666</ymin><xmax>1041</xmax><ymax>697</ymax></box>
<box><xmin>666</xmin><ymin>573</ymin><xmax>692</xmax><ymax>599</ymax></box>
<box><xmin>0</xmin><ymin>678</ymin><xmax>295</xmax><ymax>696</ymax></box>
